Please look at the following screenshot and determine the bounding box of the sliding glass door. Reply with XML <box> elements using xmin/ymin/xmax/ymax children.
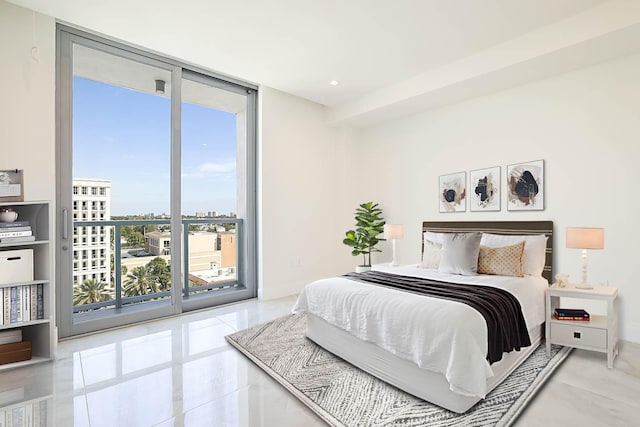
<box><xmin>57</xmin><ymin>26</ymin><xmax>257</xmax><ymax>337</ymax></box>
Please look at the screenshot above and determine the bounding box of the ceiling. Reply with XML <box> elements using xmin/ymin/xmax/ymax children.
<box><xmin>9</xmin><ymin>0</ymin><xmax>640</xmax><ymax>126</ymax></box>
<box><xmin>73</xmin><ymin>45</ymin><xmax>247</xmax><ymax>114</ymax></box>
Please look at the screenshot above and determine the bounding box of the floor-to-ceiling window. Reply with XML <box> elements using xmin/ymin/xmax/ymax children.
<box><xmin>56</xmin><ymin>26</ymin><xmax>257</xmax><ymax>337</ymax></box>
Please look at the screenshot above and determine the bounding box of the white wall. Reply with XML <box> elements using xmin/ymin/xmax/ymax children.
<box><xmin>358</xmin><ymin>53</ymin><xmax>640</xmax><ymax>343</ymax></box>
<box><xmin>259</xmin><ymin>86</ymin><xmax>357</xmax><ymax>300</ymax></box>
<box><xmin>0</xmin><ymin>1</ymin><xmax>55</xmax><ymax>201</ymax></box>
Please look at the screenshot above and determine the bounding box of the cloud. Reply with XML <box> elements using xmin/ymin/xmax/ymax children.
<box><xmin>198</xmin><ymin>161</ymin><xmax>236</xmax><ymax>173</ymax></box>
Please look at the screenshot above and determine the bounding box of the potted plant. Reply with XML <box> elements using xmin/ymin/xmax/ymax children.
<box><xmin>343</xmin><ymin>202</ymin><xmax>385</xmax><ymax>272</ymax></box>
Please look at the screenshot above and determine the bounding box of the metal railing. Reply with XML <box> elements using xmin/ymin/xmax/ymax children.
<box><xmin>72</xmin><ymin>218</ymin><xmax>242</xmax><ymax>313</ymax></box>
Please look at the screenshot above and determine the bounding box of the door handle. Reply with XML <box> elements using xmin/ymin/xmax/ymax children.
<box><xmin>62</xmin><ymin>208</ymin><xmax>68</xmax><ymax>240</ymax></box>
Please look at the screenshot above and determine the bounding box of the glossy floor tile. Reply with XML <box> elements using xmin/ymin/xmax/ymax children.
<box><xmin>1</xmin><ymin>295</ymin><xmax>638</xmax><ymax>426</ymax></box>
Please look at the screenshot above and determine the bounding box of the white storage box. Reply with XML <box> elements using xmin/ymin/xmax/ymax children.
<box><xmin>0</xmin><ymin>249</ymin><xmax>34</xmax><ymax>285</ymax></box>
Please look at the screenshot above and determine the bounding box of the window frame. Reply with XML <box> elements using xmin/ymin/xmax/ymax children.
<box><xmin>56</xmin><ymin>24</ymin><xmax>258</xmax><ymax>337</ymax></box>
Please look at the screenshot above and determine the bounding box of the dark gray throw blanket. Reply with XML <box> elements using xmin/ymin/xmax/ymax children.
<box><xmin>343</xmin><ymin>271</ymin><xmax>531</xmax><ymax>364</ymax></box>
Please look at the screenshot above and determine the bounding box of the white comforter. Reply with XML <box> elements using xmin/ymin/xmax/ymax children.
<box><xmin>291</xmin><ymin>264</ymin><xmax>547</xmax><ymax>398</ymax></box>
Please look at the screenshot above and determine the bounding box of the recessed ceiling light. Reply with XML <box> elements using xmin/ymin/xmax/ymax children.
<box><xmin>330</xmin><ymin>80</ymin><xmax>340</xmax><ymax>86</ymax></box>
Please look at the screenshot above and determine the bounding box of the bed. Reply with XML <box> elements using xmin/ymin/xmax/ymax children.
<box><xmin>292</xmin><ymin>221</ymin><xmax>553</xmax><ymax>414</ymax></box>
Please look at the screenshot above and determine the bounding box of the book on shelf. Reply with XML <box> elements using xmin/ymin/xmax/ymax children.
<box><xmin>29</xmin><ymin>285</ymin><xmax>37</xmax><ymax>321</ymax></box>
<box><xmin>0</xmin><ymin>230</ymin><xmax>32</xmax><ymax>239</ymax></box>
<box><xmin>0</xmin><ymin>221</ymin><xmax>29</xmax><ymax>228</ymax></box>
<box><xmin>0</xmin><ymin>235</ymin><xmax>35</xmax><ymax>244</ymax></box>
<box><xmin>12</xmin><ymin>407</ymin><xmax>25</xmax><ymax>427</ymax></box>
<box><xmin>2</xmin><ymin>289</ymin><xmax>8</xmax><ymax>325</ymax></box>
<box><xmin>0</xmin><ymin>226</ymin><xmax>30</xmax><ymax>232</ymax></box>
<box><xmin>21</xmin><ymin>286</ymin><xmax>30</xmax><ymax>322</ymax></box>
<box><xmin>0</xmin><ymin>398</ymin><xmax>47</xmax><ymax>426</ymax></box>
<box><xmin>36</xmin><ymin>285</ymin><xmax>43</xmax><ymax>320</ymax></box>
<box><xmin>0</xmin><ymin>330</ymin><xmax>21</xmax><ymax>345</ymax></box>
<box><xmin>554</xmin><ymin>308</ymin><xmax>589</xmax><ymax>318</ymax></box>
<box><xmin>554</xmin><ymin>314</ymin><xmax>590</xmax><ymax>321</ymax></box>
<box><xmin>1</xmin><ymin>285</ymin><xmax>44</xmax><ymax>325</ymax></box>
<box><xmin>9</xmin><ymin>288</ymin><xmax>18</xmax><ymax>323</ymax></box>
<box><xmin>24</xmin><ymin>403</ymin><xmax>33</xmax><ymax>427</ymax></box>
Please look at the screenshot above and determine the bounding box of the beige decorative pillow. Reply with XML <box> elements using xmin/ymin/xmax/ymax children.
<box><xmin>478</xmin><ymin>241</ymin><xmax>525</xmax><ymax>277</ymax></box>
<box><xmin>420</xmin><ymin>240</ymin><xmax>442</xmax><ymax>269</ymax></box>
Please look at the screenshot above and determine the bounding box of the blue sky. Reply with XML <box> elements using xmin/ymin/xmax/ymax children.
<box><xmin>73</xmin><ymin>77</ymin><xmax>237</xmax><ymax>216</ymax></box>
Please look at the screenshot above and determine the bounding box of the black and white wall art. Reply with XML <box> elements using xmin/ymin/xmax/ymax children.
<box><xmin>470</xmin><ymin>166</ymin><xmax>500</xmax><ymax>212</ymax></box>
<box><xmin>439</xmin><ymin>171</ymin><xmax>466</xmax><ymax>212</ymax></box>
<box><xmin>507</xmin><ymin>160</ymin><xmax>544</xmax><ymax>211</ymax></box>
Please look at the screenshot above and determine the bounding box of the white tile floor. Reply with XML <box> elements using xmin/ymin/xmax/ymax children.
<box><xmin>1</xmin><ymin>296</ymin><xmax>639</xmax><ymax>426</ymax></box>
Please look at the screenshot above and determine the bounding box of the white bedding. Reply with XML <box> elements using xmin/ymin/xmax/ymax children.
<box><xmin>291</xmin><ymin>264</ymin><xmax>548</xmax><ymax>398</ymax></box>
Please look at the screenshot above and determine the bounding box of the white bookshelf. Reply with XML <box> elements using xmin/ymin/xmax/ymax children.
<box><xmin>0</xmin><ymin>201</ymin><xmax>55</xmax><ymax>372</ymax></box>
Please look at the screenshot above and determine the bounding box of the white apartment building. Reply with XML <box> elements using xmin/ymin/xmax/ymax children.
<box><xmin>72</xmin><ymin>178</ymin><xmax>111</xmax><ymax>287</ymax></box>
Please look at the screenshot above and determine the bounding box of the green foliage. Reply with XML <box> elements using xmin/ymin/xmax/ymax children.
<box><xmin>123</xmin><ymin>265</ymin><xmax>156</xmax><ymax>297</ymax></box>
<box><xmin>122</xmin><ymin>257</ymin><xmax>171</xmax><ymax>297</ymax></box>
<box><xmin>143</xmin><ymin>224</ymin><xmax>158</xmax><ymax>233</ymax></box>
<box><xmin>342</xmin><ymin>202</ymin><xmax>385</xmax><ymax>267</ymax></box>
<box><xmin>120</xmin><ymin>225</ymin><xmax>145</xmax><ymax>248</ymax></box>
<box><xmin>73</xmin><ymin>279</ymin><xmax>113</xmax><ymax>306</ymax></box>
<box><xmin>147</xmin><ymin>257</ymin><xmax>171</xmax><ymax>291</ymax></box>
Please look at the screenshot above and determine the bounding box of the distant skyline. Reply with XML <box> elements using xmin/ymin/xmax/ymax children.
<box><xmin>73</xmin><ymin>77</ymin><xmax>237</xmax><ymax>216</ymax></box>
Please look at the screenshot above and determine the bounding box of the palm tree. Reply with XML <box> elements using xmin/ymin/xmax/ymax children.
<box><xmin>73</xmin><ymin>279</ymin><xmax>113</xmax><ymax>306</ymax></box>
<box><xmin>110</xmin><ymin>254</ymin><xmax>127</xmax><ymax>284</ymax></box>
<box><xmin>147</xmin><ymin>257</ymin><xmax>171</xmax><ymax>291</ymax></box>
<box><xmin>123</xmin><ymin>265</ymin><xmax>158</xmax><ymax>296</ymax></box>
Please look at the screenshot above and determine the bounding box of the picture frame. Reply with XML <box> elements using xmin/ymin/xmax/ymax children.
<box><xmin>439</xmin><ymin>171</ymin><xmax>466</xmax><ymax>213</ymax></box>
<box><xmin>0</xmin><ymin>169</ymin><xmax>24</xmax><ymax>202</ymax></box>
<box><xmin>507</xmin><ymin>160</ymin><xmax>544</xmax><ymax>211</ymax></box>
<box><xmin>470</xmin><ymin>166</ymin><xmax>500</xmax><ymax>212</ymax></box>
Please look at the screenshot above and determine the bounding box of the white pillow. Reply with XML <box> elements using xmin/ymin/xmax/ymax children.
<box><xmin>423</xmin><ymin>231</ymin><xmax>446</xmax><ymax>245</ymax></box>
<box><xmin>480</xmin><ymin>233</ymin><xmax>548</xmax><ymax>277</ymax></box>
<box><xmin>420</xmin><ymin>240</ymin><xmax>442</xmax><ymax>269</ymax></box>
<box><xmin>438</xmin><ymin>232</ymin><xmax>482</xmax><ymax>276</ymax></box>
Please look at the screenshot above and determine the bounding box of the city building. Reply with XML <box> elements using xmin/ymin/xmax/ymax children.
<box><xmin>217</xmin><ymin>232</ymin><xmax>237</xmax><ymax>268</ymax></box>
<box><xmin>142</xmin><ymin>230</ymin><xmax>236</xmax><ymax>279</ymax></box>
<box><xmin>72</xmin><ymin>178</ymin><xmax>111</xmax><ymax>286</ymax></box>
<box><xmin>144</xmin><ymin>231</ymin><xmax>171</xmax><ymax>256</ymax></box>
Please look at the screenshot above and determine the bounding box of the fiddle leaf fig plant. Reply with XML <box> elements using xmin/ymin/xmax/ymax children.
<box><xmin>343</xmin><ymin>202</ymin><xmax>385</xmax><ymax>267</ymax></box>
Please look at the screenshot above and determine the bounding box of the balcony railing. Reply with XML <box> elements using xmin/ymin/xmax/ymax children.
<box><xmin>73</xmin><ymin>218</ymin><xmax>242</xmax><ymax>313</ymax></box>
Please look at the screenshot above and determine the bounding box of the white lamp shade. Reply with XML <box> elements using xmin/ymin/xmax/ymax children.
<box><xmin>566</xmin><ymin>227</ymin><xmax>604</xmax><ymax>249</ymax></box>
<box><xmin>384</xmin><ymin>224</ymin><xmax>404</xmax><ymax>240</ymax></box>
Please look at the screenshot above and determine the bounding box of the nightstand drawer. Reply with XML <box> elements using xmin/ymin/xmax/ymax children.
<box><xmin>550</xmin><ymin>322</ymin><xmax>607</xmax><ymax>349</ymax></box>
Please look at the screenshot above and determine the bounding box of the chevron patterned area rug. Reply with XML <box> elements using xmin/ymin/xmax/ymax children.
<box><xmin>225</xmin><ymin>314</ymin><xmax>570</xmax><ymax>427</ymax></box>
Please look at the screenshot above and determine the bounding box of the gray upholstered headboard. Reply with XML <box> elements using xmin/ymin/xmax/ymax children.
<box><xmin>422</xmin><ymin>221</ymin><xmax>554</xmax><ymax>282</ymax></box>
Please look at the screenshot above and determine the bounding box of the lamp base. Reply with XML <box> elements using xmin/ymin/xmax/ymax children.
<box><xmin>575</xmin><ymin>282</ymin><xmax>594</xmax><ymax>290</ymax></box>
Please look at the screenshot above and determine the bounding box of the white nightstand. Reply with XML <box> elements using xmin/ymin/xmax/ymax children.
<box><xmin>546</xmin><ymin>284</ymin><xmax>619</xmax><ymax>368</ymax></box>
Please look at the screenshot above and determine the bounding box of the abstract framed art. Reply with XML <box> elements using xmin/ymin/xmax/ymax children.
<box><xmin>507</xmin><ymin>160</ymin><xmax>544</xmax><ymax>211</ymax></box>
<box><xmin>470</xmin><ymin>166</ymin><xmax>500</xmax><ymax>211</ymax></box>
<box><xmin>439</xmin><ymin>171</ymin><xmax>466</xmax><ymax>212</ymax></box>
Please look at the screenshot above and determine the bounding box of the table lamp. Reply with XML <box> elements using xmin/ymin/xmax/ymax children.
<box><xmin>384</xmin><ymin>224</ymin><xmax>404</xmax><ymax>266</ymax></box>
<box><xmin>566</xmin><ymin>227</ymin><xmax>604</xmax><ymax>289</ymax></box>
